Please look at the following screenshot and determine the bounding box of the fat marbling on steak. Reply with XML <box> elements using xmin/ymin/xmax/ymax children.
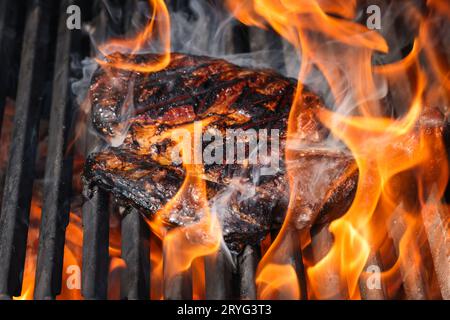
<box><xmin>83</xmin><ymin>53</ymin><xmax>358</xmax><ymax>251</ymax></box>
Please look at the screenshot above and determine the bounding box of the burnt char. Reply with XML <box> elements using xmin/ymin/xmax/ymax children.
<box><xmin>90</xmin><ymin>53</ymin><xmax>295</xmax><ymax>137</ymax></box>
<box><xmin>83</xmin><ymin>53</ymin><xmax>358</xmax><ymax>251</ymax></box>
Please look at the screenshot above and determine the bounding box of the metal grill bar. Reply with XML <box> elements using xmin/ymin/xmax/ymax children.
<box><xmin>81</xmin><ymin>188</ymin><xmax>110</xmax><ymax>299</ymax></box>
<box><xmin>81</xmin><ymin>0</ymin><xmax>125</xmax><ymax>300</ymax></box>
<box><xmin>0</xmin><ymin>0</ymin><xmax>52</xmax><ymax>298</ymax></box>
<box><xmin>33</xmin><ymin>0</ymin><xmax>80</xmax><ymax>300</ymax></box>
<box><xmin>290</xmin><ymin>231</ymin><xmax>308</xmax><ymax>300</ymax></box>
<box><xmin>204</xmin><ymin>248</ymin><xmax>233</xmax><ymax>300</ymax></box>
<box><xmin>121</xmin><ymin>209</ymin><xmax>151</xmax><ymax>300</ymax></box>
<box><xmin>238</xmin><ymin>245</ymin><xmax>260</xmax><ymax>300</ymax></box>
<box><xmin>163</xmin><ymin>263</ymin><xmax>193</xmax><ymax>300</ymax></box>
<box><xmin>358</xmin><ymin>252</ymin><xmax>388</xmax><ymax>300</ymax></box>
<box><xmin>0</xmin><ymin>0</ymin><xmax>24</xmax><ymax>137</ymax></box>
<box><xmin>388</xmin><ymin>206</ymin><xmax>428</xmax><ymax>300</ymax></box>
<box><xmin>199</xmin><ymin>1</ymin><xmax>252</xmax><ymax>300</ymax></box>
<box><xmin>123</xmin><ymin>0</ymin><xmax>146</xmax><ymax>33</ymax></box>
<box><xmin>116</xmin><ymin>0</ymin><xmax>152</xmax><ymax>301</ymax></box>
<box><xmin>310</xmin><ymin>223</ymin><xmax>348</xmax><ymax>299</ymax></box>
<box><xmin>129</xmin><ymin>0</ymin><xmax>257</xmax><ymax>300</ymax></box>
<box><xmin>421</xmin><ymin>203</ymin><xmax>450</xmax><ymax>299</ymax></box>
<box><xmin>0</xmin><ymin>0</ymin><xmax>443</xmax><ymax>303</ymax></box>
<box><xmin>168</xmin><ymin>0</ymin><xmax>190</xmax><ymax>13</ymax></box>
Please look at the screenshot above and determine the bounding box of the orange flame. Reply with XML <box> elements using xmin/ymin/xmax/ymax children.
<box><xmin>14</xmin><ymin>199</ymin><xmax>127</xmax><ymax>300</ymax></box>
<box><xmin>14</xmin><ymin>202</ymin><xmax>85</xmax><ymax>300</ymax></box>
<box><xmin>227</xmin><ymin>0</ymin><xmax>449</xmax><ymax>300</ymax></box>
<box><xmin>96</xmin><ymin>0</ymin><xmax>171</xmax><ymax>73</ymax></box>
<box><xmin>58</xmin><ymin>213</ymin><xmax>84</xmax><ymax>300</ymax></box>
<box><xmin>13</xmin><ymin>202</ymin><xmax>42</xmax><ymax>300</ymax></box>
<box><xmin>12</xmin><ymin>0</ymin><xmax>449</xmax><ymax>301</ymax></box>
<box><xmin>149</xmin><ymin>235</ymin><xmax>164</xmax><ymax>300</ymax></box>
<box><xmin>145</xmin><ymin>120</ymin><xmax>222</xmax><ymax>298</ymax></box>
<box><xmin>256</xmin><ymin>264</ymin><xmax>300</xmax><ymax>300</ymax></box>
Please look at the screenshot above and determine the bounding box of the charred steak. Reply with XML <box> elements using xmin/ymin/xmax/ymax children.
<box><xmin>83</xmin><ymin>53</ymin><xmax>358</xmax><ymax>251</ymax></box>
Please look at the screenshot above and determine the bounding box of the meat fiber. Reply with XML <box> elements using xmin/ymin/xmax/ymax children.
<box><xmin>83</xmin><ymin>53</ymin><xmax>358</xmax><ymax>251</ymax></box>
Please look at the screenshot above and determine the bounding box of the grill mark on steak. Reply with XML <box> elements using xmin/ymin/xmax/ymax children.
<box><xmin>84</xmin><ymin>53</ymin><xmax>359</xmax><ymax>252</ymax></box>
<box><xmin>90</xmin><ymin>53</ymin><xmax>294</xmax><ymax>136</ymax></box>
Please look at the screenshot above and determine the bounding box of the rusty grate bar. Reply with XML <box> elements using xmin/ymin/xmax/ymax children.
<box><xmin>0</xmin><ymin>0</ymin><xmax>52</xmax><ymax>298</ymax></box>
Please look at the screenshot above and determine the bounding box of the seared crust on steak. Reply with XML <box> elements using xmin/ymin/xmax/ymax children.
<box><xmin>84</xmin><ymin>53</ymin><xmax>358</xmax><ymax>251</ymax></box>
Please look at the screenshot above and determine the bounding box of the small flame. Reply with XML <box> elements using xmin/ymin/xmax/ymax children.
<box><xmin>96</xmin><ymin>0</ymin><xmax>171</xmax><ymax>73</ymax></box>
<box><xmin>256</xmin><ymin>263</ymin><xmax>300</xmax><ymax>300</ymax></box>
<box><xmin>13</xmin><ymin>202</ymin><xmax>41</xmax><ymax>300</ymax></box>
<box><xmin>150</xmin><ymin>235</ymin><xmax>164</xmax><ymax>300</ymax></box>
<box><xmin>59</xmin><ymin>213</ymin><xmax>83</xmax><ymax>300</ymax></box>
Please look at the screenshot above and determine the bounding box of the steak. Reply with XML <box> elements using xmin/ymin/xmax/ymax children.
<box><xmin>83</xmin><ymin>53</ymin><xmax>358</xmax><ymax>251</ymax></box>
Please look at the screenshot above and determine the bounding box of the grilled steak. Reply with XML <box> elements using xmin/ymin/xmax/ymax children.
<box><xmin>83</xmin><ymin>53</ymin><xmax>358</xmax><ymax>251</ymax></box>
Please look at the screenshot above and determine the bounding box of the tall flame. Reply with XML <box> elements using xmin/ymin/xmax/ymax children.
<box><xmin>227</xmin><ymin>0</ymin><xmax>449</xmax><ymax>299</ymax></box>
<box><xmin>92</xmin><ymin>0</ymin><xmax>221</xmax><ymax>299</ymax></box>
<box><xmin>144</xmin><ymin>120</ymin><xmax>222</xmax><ymax>298</ymax></box>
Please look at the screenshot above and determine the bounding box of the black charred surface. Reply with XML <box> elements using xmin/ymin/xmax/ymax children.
<box><xmin>444</xmin><ymin>113</ymin><xmax>450</xmax><ymax>204</ymax></box>
<box><xmin>121</xmin><ymin>208</ymin><xmax>150</xmax><ymax>300</ymax></box>
<box><xmin>84</xmin><ymin>53</ymin><xmax>359</xmax><ymax>252</ymax></box>
<box><xmin>0</xmin><ymin>0</ymin><xmax>52</xmax><ymax>298</ymax></box>
<box><xmin>89</xmin><ymin>53</ymin><xmax>295</xmax><ymax>137</ymax></box>
<box><xmin>205</xmin><ymin>247</ymin><xmax>234</xmax><ymax>299</ymax></box>
<box><xmin>33</xmin><ymin>0</ymin><xmax>80</xmax><ymax>300</ymax></box>
<box><xmin>238</xmin><ymin>245</ymin><xmax>260</xmax><ymax>300</ymax></box>
<box><xmin>81</xmin><ymin>187</ymin><xmax>110</xmax><ymax>300</ymax></box>
<box><xmin>163</xmin><ymin>258</ymin><xmax>193</xmax><ymax>300</ymax></box>
<box><xmin>84</xmin><ymin>150</ymin><xmax>183</xmax><ymax>214</ymax></box>
<box><xmin>0</xmin><ymin>0</ymin><xmax>25</xmax><ymax>138</ymax></box>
